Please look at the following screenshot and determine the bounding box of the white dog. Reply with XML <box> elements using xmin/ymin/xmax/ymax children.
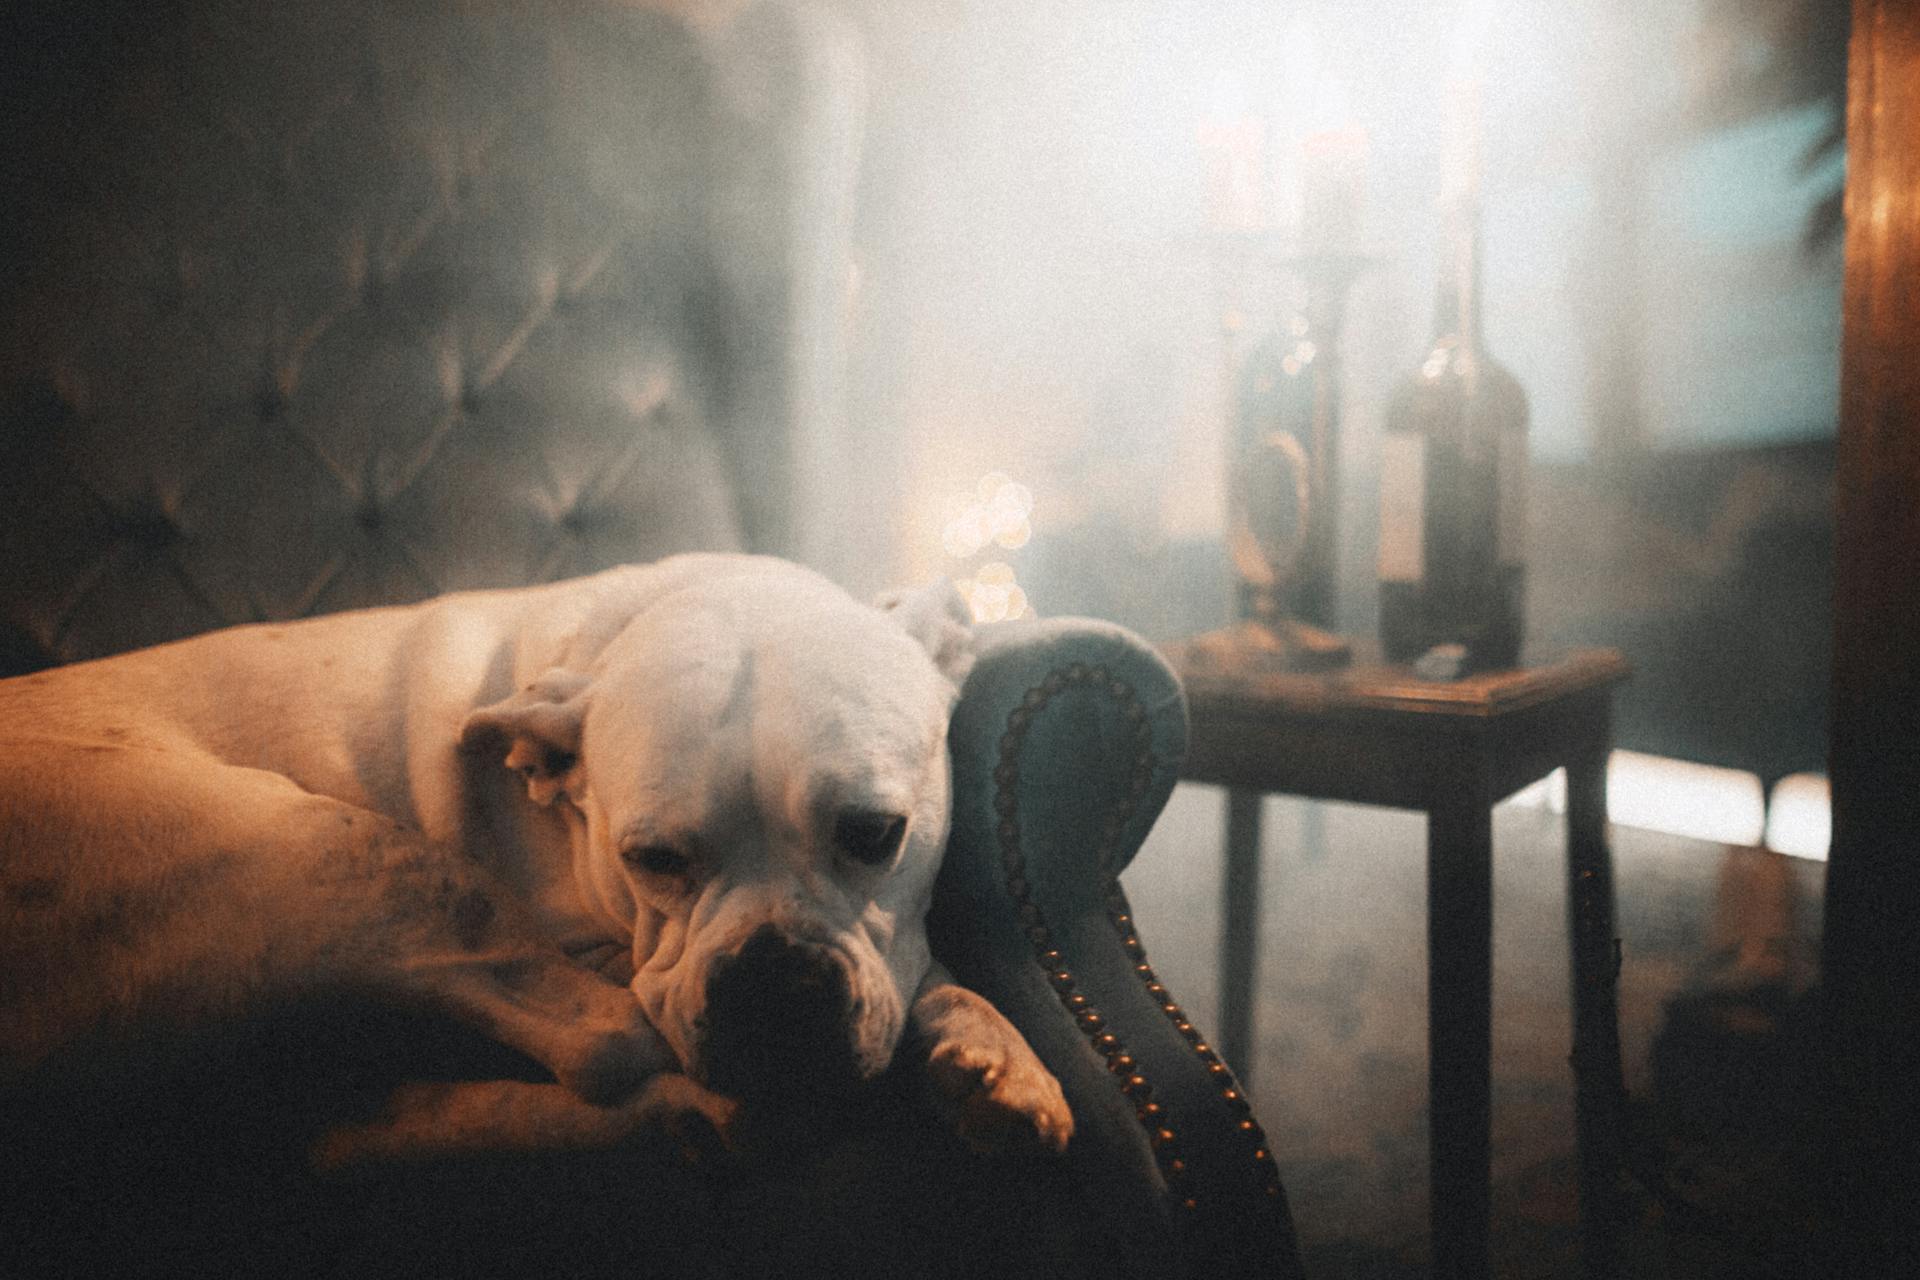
<box><xmin>0</xmin><ymin>554</ymin><xmax>1070</xmax><ymax>1162</ymax></box>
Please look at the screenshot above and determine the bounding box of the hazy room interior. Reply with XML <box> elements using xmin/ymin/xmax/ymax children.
<box><xmin>3</xmin><ymin>1</ymin><xmax>1913</xmax><ymax>1278</ymax></box>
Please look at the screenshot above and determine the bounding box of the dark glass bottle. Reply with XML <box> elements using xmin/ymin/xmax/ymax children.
<box><xmin>1376</xmin><ymin>201</ymin><xmax>1527</xmax><ymax>669</ymax></box>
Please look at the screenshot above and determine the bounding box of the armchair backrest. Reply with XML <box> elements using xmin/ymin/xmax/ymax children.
<box><xmin>0</xmin><ymin>0</ymin><xmax>858</xmax><ymax>673</ymax></box>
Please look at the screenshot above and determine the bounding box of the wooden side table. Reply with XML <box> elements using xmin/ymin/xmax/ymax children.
<box><xmin>1163</xmin><ymin>640</ymin><xmax>1632</xmax><ymax>1280</ymax></box>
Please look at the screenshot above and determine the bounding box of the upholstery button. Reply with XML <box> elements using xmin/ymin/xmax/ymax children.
<box><xmin>113</xmin><ymin>506</ymin><xmax>181</xmax><ymax>548</ymax></box>
<box><xmin>256</xmin><ymin>387</ymin><xmax>288</xmax><ymax>424</ymax></box>
<box><xmin>9</xmin><ymin>378</ymin><xmax>78</xmax><ymax>440</ymax></box>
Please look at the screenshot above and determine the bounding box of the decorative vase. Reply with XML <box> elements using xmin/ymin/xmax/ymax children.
<box><xmin>1221</xmin><ymin>253</ymin><xmax>1365</xmax><ymax>672</ymax></box>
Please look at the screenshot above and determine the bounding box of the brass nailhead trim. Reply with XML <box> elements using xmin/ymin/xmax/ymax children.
<box><xmin>995</xmin><ymin>661</ymin><xmax>1194</xmax><ymax>1209</ymax></box>
<box><xmin>996</xmin><ymin>658</ymin><xmax>1290</xmax><ymax>1207</ymax></box>
<box><xmin>1109</xmin><ymin>882</ymin><xmax>1285</xmax><ymax>1198</ymax></box>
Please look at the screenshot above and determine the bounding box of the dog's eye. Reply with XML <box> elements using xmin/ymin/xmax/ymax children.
<box><xmin>623</xmin><ymin>844</ymin><xmax>689</xmax><ymax>878</ymax></box>
<box><xmin>835</xmin><ymin>811</ymin><xmax>908</xmax><ymax>868</ymax></box>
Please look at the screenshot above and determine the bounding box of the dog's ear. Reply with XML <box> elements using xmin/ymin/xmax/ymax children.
<box><xmin>875</xmin><ymin>579</ymin><xmax>976</xmax><ymax>696</ymax></box>
<box><xmin>459</xmin><ymin>670</ymin><xmax>591</xmax><ymax>806</ymax></box>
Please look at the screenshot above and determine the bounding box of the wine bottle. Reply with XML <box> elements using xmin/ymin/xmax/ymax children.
<box><xmin>1376</xmin><ymin>195</ymin><xmax>1527</xmax><ymax>670</ymax></box>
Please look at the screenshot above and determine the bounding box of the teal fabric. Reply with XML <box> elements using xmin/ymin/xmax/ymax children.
<box><xmin>934</xmin><ymin>618</ymin><xmax>1304</xmax><ymax>1279</ymax></box>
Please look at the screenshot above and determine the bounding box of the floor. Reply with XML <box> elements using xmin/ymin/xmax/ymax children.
<box><xmin>1119</xmin><ymin>785</ymin><xmax>1833</xmax><ymax>1279</ymax></box>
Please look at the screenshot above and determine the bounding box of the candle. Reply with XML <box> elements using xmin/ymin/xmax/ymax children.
<box><xmin>1282</xmin><ymin>25</ymin><xmax>1367</xmax><ymax>253</ymax></box>
<box><xmin>1440</xmin><ymin>77</ymin><xmax>1482</xmax><ymax>207</ymax></box>
<box><xmin>1199</xmin><ymin>74</ymin><xmax>1267</xmax><ymax>232</ymax></box>
<box><xmin>1299</xmin><ymin>75</ymin><xmax>1367</xmax><ymax>253</ymax></box>
<box><xmin>1443</xmin><ymin>0</ymin><xmax>1495</xmax><ymax>204</ymax></box>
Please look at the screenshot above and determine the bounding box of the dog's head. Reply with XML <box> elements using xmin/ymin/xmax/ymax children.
<box><xmin>462</xmin><ymin>561</ymin><xmax>973</xmax><ymax>1101</ymax></box>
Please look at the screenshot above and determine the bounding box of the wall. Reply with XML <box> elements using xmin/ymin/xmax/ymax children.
<box><xmin>821</xmin><ymin>0</ymin><xmax>1841</xmax><ymax>780</ymax></box>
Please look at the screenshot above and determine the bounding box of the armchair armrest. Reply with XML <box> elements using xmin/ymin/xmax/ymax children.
<box><xmin>931</xmin><ymin>617</ymin><xmax>1305</xmax><ymax>1279</ymax></box>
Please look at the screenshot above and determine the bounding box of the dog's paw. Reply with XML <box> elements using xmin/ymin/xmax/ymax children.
<box><xmin>925</xmin><ymin>1032</ymin><xmax>1074</xmax><ymax>1155</ymax></box>
<box><xmin>554</xmin><ymin>1002</ymin><xmax>681</xmax><ymax>1108</ymax></box>
<box><xmin>633</xmin><ymin>1072</ymin><xmax>742</xmax><ymax>1166</ymax></box>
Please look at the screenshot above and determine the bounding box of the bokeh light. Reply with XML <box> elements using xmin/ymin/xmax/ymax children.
<box><xmin>955</xmin><ymin>559</ymin><xmax>1030</xmax><ymax>623</ymax></box>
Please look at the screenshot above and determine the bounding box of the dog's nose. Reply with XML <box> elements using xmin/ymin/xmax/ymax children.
<box><xmin>699</xmin><ymin>924</ymin><xmax>860</xmax><ymax>1100</ymax></box>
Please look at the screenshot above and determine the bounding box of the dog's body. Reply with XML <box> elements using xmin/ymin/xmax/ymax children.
<box><xmin>0</xmin><ymin>554</ymin><xmax>1068</xmax><ymax>1162</ymax></box>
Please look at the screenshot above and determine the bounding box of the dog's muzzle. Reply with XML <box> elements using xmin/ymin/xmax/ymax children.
<box><xmin>696</xmin><ymin>924</ymin><xmax>864</xmax><ymax>1100</ymax></box>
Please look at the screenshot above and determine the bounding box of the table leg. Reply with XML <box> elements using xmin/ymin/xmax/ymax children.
<box><xmin>1220</xmin><ymin>788</ymin><xmax>1263</xmax><ymax>1082</ymax></box>
<box><xmin>1428</xmin><ymin>786</ymin><xmax>1493</xmax><ymax>1280</ymax></box>
<box><xmin>1567</xmin><ymin>742</ymin><xmax>1627</xmax><ymax>1279</ymax></box>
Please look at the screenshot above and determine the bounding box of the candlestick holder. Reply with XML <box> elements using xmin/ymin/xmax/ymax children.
<box><xmin>1198</xmin><ymin>249</ymin><xmax>1368</xmax><ymax>674</ymax></box>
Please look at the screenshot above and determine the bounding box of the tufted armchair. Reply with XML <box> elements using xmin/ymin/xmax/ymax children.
<box><xmin>0</xmin><ymin>1</ymin><xmax>1302</xmax><ymax>1277</ymax></box>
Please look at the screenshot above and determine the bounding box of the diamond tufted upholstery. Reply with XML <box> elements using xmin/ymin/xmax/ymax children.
<box><xmin>0</xmin><ymin>0</ymin><xmax>844</xmax><ymax>673</ymax></box>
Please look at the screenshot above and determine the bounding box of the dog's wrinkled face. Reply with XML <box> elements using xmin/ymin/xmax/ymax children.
<box><xmin>469</xmin><ymin>567</ymin><xmax>971</xmax><ymax>1099</ymax></box>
